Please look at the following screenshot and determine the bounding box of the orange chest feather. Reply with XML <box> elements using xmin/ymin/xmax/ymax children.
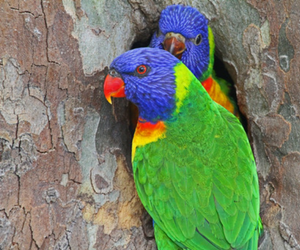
<box><xmin>202</xmin><ymin>77</ymin><xmax>235</xmax><ymax>114</ymax></box>
<box><xmin>132</xmin><ymin>119</ymin><xmax>166</xmax><ymax>161</ymax></box>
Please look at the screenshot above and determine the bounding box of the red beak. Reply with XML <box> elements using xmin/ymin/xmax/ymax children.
<box><xmin>104</xmin><ymin>73</ymin><xmax>126</xmax><ymax>104</ymax></box>
<box><xmin>163</xmin><ymin>36</ymin><xmax>186</xmax><ymax>60</ymax></box>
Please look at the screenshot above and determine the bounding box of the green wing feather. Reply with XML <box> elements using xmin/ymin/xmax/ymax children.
<box><xmin>154</xmin><ymin>223</ymin><xmax>185</xmax><ymax>250</ymax></box>
<box><xmin>133</xmin><ymin>64</ymin><xmax>261</xmax><ymax>250</ymax></box>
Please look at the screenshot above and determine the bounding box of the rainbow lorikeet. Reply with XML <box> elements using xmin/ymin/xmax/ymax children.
<box><xmin>150</xmin><ymin>4</ymin><xmax>240</xmax><ymax>118</ymax></box>
<box><xmin>104</xmin><ymin>48</ymin><xmax>262</xmax><ymax>250</ymax></box>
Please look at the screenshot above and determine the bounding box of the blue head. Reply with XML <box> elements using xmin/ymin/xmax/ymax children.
<box><xmin>150</xmin><ymin>4</ymin><xmax>214</xmax><ymax>80</ymax></box>
<box><xmin>104</xmin><ymin>48</ymin><xmax>180</xmax><ymax>122</ymax></box>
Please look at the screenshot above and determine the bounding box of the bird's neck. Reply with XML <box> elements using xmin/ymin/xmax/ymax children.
<box><xmin>132</xmin><ymin>63</ymin><xmax>215</xmax><ymax>161</ymax></box>
<box><xmin>196</xmin><ymin>26</ymin><xmax>215</xmax><ymax>82</ymax></box>
<box><xmin>132</xmin><ymin>118</ymin><xmax>166</xmax><ymax>161</ymax></box>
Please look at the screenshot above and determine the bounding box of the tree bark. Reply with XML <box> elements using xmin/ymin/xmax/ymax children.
<box><xmin>0</xmin><ymin>0</ymin><xmax>299</xmax><ymax>249</ymax></box>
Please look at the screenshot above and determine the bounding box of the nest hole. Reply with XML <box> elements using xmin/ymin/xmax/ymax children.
<box><xmin>214</xmin><ymin>56</ymin><xmax>248</xmax><ymax>130</ymax></box>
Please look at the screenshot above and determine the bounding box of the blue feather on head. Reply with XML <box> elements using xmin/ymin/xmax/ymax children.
<box><xmin>150</xmin><ymin>4</ymin><xmax>211</xmax><ymax>80</ymax></box>
<box><xmin>109</xmin><ymin>48</ymin><xmax>180</xmax><ymax>123</ymax></box>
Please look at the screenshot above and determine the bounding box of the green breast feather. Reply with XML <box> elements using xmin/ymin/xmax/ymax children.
<box><xmin>132</xmin><ymin>63</ymin><xmax>261</xmax><ymax>250</ymax></box>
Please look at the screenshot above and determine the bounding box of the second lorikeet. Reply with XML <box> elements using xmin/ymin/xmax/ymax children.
<box><xmin>150</xmin><ymin>4</ymin><xmax>240</xmax><ymax>118</ymax></box>
<box><xmin>104</xmin><ymin>47</ymin><xmax>262</xmax><ymax>250</ymax></box>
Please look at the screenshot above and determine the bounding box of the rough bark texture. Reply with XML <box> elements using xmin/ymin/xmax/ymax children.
<box><xmin>0</xmin><ymin>0</ymin><xmax>299</xmax><ymax>249</ymax></box>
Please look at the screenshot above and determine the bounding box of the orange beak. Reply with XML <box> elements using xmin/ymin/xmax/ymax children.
<box><xmin>104</xmin><ymin>73</ymin><xmax>126</xmax><ymax>104</ymax></box>
<box><xmin>163</xmin><ymin>33</ymin><xmax>186</xmax><ymax>60</ymax></box>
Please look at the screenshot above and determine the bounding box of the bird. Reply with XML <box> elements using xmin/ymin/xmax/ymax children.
<box><xmin>104</xmin><ymin>47</ymin><xmax>262</xmax><ymax>250</ymax></box>
<box><xmin>150</xmin><ymin>4</ymin><xmax>240</xmax><ymax>118</ymax></box>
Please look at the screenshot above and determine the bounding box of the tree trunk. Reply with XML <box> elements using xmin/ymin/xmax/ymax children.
<box><xmin>0</xmin><ymin>0</ymin><xmax>299</xmax><ymax>249</ymax></box>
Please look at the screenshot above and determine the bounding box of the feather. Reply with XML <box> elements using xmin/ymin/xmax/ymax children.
<box><xmin>104</xmin><ymin>47</ymin><xmax>261</xmax><ymax>249</ymax></box>
<box><xmin>150</xmin><ymin>4</ymin><xmax>240</xmax><ymax>118</ymax></box>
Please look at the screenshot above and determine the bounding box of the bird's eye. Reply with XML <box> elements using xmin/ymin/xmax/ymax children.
<box><xmin>194</xmin><ymin>34</ymin><xmax>202</xmax><ymax>45</ymax></box>
<box><xmin>109</xmin><ymin>69</ymin><xmax>116</xmax><ymax>76</ymax></box>
<box><xmin>136</xmin><ymin>65</ymin><xmax>148</xmax><ymax>75</ymax></box>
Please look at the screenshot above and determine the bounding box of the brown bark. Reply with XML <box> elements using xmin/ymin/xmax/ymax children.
<box><xmin>0</xmin><ymin>0</ymin><xmax>156</xmax><ymax>249</ymax></box>
<box><xmin>0</xmin><ymin>0</ymin><xmax>299</xmax><ymax>249</ymax></box>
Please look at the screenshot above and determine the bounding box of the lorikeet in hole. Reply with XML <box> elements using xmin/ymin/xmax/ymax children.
<box><xmin>150</xmin><ymin>4</ymin><xmax>240</xmax><ymax>118</ymax></box>
<box><xmin>104</xmin><ymin>48</ymin><xmax>262</xmax><ymax>250</ymax></box>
